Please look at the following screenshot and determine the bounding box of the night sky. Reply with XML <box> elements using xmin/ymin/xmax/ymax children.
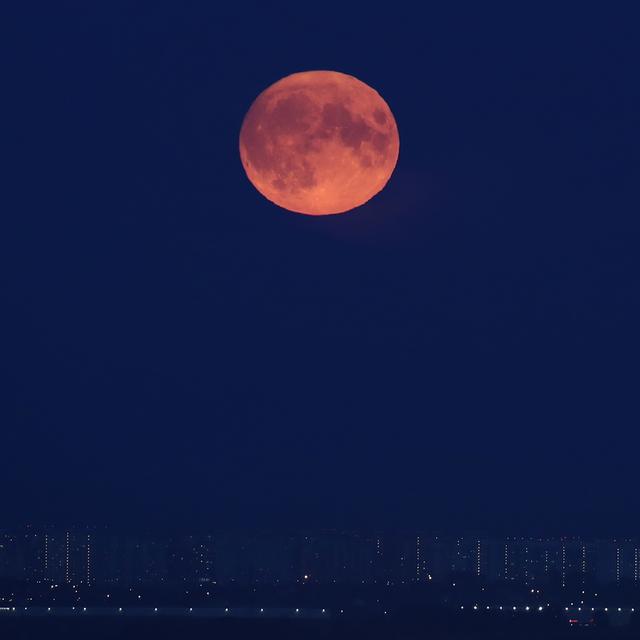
<box><xmin>3</xmin><ymin>3</ymin><xmax>638</xmax><ymax>535</ymax></box>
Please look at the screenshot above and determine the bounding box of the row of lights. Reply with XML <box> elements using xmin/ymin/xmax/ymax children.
<box><xmin>464</xmin><ymin>605</ymin><xmax>544</xmax><ymax>611</ymax></box>
<box><xmin>3</xmin><ymin>606</ymin><xmax>329</xmax><ymax>615</ymax></box>
<box><xmin>460</xmin><ymin>605</ymin><xmax>637</xmax><ymax>614</ymax></box>
<box><xmin>565</xmin><ymin>606</ymin><xmax>635</xmax><ymax>613</ymax></box>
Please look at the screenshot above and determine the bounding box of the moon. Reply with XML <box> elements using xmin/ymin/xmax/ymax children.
<box><xmin>239</xmin><ymin>70</ymin><xmax>399</xmax><ymax>216</ymax></box>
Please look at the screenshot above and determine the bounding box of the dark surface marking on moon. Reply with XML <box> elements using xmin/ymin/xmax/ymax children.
<box><xmin>269</xmin><ymin>92</ymin><xmax>315</xmax><ymax>137</ymax></box>
<box><xmin>372</xmin><ymin>131</ymin><xmax>390</xmax><ymax>153</ymax></box>
<box><xmin>318</xmin><ymin>102</ymin><xmax>381</xmax><ymax>154</ymax></box>
<box><xmin>360</xmin><ymin>154</ymin><xmax>373</xmax><ymax>168</ymax></box>
<box><xmin>241</xmin><ymin>92</ymin><xmax>314</xmax><ymax>173</ymax></box>
<box><xmin>242</xmin><ymin>90</ymin><xmax>321</xmax><ymax>193</ymax></box>
<box><xmin>373</xmin><ymin>108</ymin><xmax>387</xmax><ymax>125</ymax></box>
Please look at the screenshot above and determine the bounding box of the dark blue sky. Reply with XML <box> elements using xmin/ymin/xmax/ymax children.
<box><xmin>3</xmin><ymin>3</ymin><xmax>638</xmax><ymax>534</ymax></box>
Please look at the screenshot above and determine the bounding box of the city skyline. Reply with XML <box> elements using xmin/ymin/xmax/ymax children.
<box><xmin>4</xmin><ymin>526</ymin><xmax>640</xmax><ymax>589</ymax></box>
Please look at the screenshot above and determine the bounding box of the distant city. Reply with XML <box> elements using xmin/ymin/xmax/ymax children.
<box><xmin>1</xmin><ymin>527</ymin><xmax>639</xmax><ymax>589</ymax></box>
<box><xmin>4</xmin><ymin>527</ymin><xmax>640</xmax><ymax>631</ymax></box>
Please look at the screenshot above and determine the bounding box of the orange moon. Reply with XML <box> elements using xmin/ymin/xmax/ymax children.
<box><xmin>239</xmin><ymin>70</ymin><xmax>399</xmax><ymax>216</ymax></box>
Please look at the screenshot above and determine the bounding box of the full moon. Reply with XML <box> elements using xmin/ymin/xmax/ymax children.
<box><xmin>239</xmin><ymin>70</ymin><xmax>399</xmax><ymax>216</ymax></box>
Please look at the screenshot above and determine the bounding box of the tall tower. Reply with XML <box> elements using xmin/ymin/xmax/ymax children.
<box><xmin>504</xmin><ymin>542</ymin><xmax>509</xmax><ymax>580</ymax></box>
<box><xmin>86</xmin><ymin>534</ymin><xmax>92</xmax><ymax>584</ymax></box>
<box><xmin>43</xmin><ymin>534</ymin><xmax>49</xmax><ymax>579</ymax></box>
<box><xmin>65</xmin><ymin>531</ymin><xmax>71</xmax><ymax>583</ymax></box>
